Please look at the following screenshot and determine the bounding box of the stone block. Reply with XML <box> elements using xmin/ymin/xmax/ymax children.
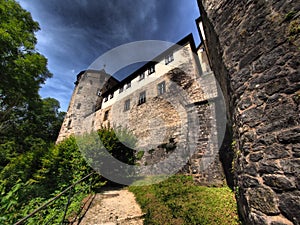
<box><xmin>278</xmin><ymin>128</ymin><xmax>300</xmax><ymax>144</ymax></box>
<box><xmin>240</xmin><ymin>175</ymin><xmax>259</xmax><ymax>188</ymax></box>
<box><xmin>292</xmin><ymin>144</ymin><xmax>300</xmax><ymax>157</ymax></box>
<box><xmin>259</xmin><ymin>160</ymin><xmax>282</xmax><ymax>174</ymax></box>
<box><xmin>264</xmin><ymin>144</ymin><xmax>290</xmax><ymax>160</ymax></box>
<box><xmin>264</xmin><ymin>79</ymin><xmax>288</xmax><ymax>96</ymax></box>
<box><xmin>248</xmin><ymin>212</ymin><xmax>268</xmax><ymax>225</ymax></box>
<box><xmin>279</xmin><ymin>191</ymin><xmax>300</xmax><ymax>225</ymax></box>
<box><xmin>249</xmin><ymin>152</ymin><xmax>263</xmax><ymax>162</ymax></box>
<box><xmin>262</xmin><ymin>174</ymin><xmax>296</xmax><ymax>191</ymax></box>
<box><xmin>248</xmin><ymin>187</ymin><xmax>279</xmax><ymax>215</ymax></box>
<box><xmin>243</xmin><ymin>163</ymin><xmax>258</xmax><ymax>177</ymax></box>
<box><xmin>279</xmin><ymin>158</ymin><xmax>300</xmax><ymax>175</ymax></box>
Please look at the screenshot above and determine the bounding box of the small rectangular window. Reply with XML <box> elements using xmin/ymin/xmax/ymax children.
<box><xmin>77</xmin><ymin>86</ymin><xmax>83</xmax><ymax>94</ymax></box>
<box><xmin>126</xmin><ymin>81</ymin><xmax>131</xmax><ymax>89</ymax></box>
<box><xmin>96</xmin><ymin>89</ymin><xmax>102</xmax><ymax>96</ymax></box>
<box><xmin>124</xmin><ymin>99</ymin><xmax>130</xmax><ymax>111</ymax></box>
<box><xmin>139</xmin><ymin>72</ymin><xmax>145</xmax><ymax>81</ymax></box>
<box><xmin>76</xmin><ymin>103</ymin><xmax>81</xmax><ymax>109</ymax></box>
<box><xmin>99</xmin><ymin>76</ymin><xmax>105</xmax><ymax>83</ymax></box>
<box><xmin>119</xmin><ymin>86</ymin><xmax>124</xmax><ymax>93</ymax></box>
<box><xmin>157</xmin><ymin>81</ymin><xmax>166</xmax><ymax>95</ymax></box>
<box><xmin>165</xmin><ymin>53</ymin><xmax>174</xmax><ymax>65</ymax></box>
<box><xmin>104</xmin><ymin>110</ymin><xmax>109</xmax><ymax>121</ymax></box>
<box><xmin>138</xmin><ymin>91</ymin><xmax>146</xmax><ymax>105</ymax></box>
<box><xmin>67</xmin><ymin>119</ymin><xmax>72</xmax><ymax>128</ymax></box>
<box><xmin>148</xmin><ymin>65</ymin><xmax>155</xmax><ymax>75</ymax></box>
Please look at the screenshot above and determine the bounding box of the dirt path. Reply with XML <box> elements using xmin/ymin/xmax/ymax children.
<box><xmin>74</xmin><ymin>189</ymin><xmax>144</xmax><ymax>225</ymax></box>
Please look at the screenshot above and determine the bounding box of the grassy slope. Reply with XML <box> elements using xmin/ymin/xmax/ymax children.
<box><xmin>129</xmin><ymin>176</ymin><xmax>241</xmax><ymax>225</ymax></box>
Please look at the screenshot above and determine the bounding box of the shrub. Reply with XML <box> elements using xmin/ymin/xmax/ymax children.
<box><xmin>0</xmin><ymin>136</ymin><xmax>101</xmax><ymax>224</ymax></box>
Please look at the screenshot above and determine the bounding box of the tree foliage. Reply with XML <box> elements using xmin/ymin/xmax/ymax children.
<box><xmin>0</xmin><ymin>2</ymin><xmax>84</xmax><ymax>223</ymax></box>
<box><xmin>77</xmin><ymin>125</ymin><xmax>138</xmax><ymax>185</ymax></box>
<box><xmin>98</xmin><ymin>125</ymin><xmax>137</xmax><ymax>165</ymax></box>
<box><xmin>0</xmin><ymin>137</ymin><xmax>100</xmax><ymax>225</ymax></box>
<box><xmin>0</xmin><ymin>0</ymin><xmax>53</xmax><ymax>138</ymax></box>
<box><xmin>0</xmin><ymin>2</ymin><xmax>140</xmax><ymax>223</ymax></box>
<box><xmin>0</xmin><ymin>0</ymin><xmax>64</xmax><ymax>163</ymax></box>
<box><xmin>78</xmin><ymin>125</ymin><xmax>137</xmax><ymax>168</ymax></box>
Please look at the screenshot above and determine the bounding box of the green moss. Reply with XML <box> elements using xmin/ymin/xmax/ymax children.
<box><xmin>289</xmin><ymin>19</ymin><xmax>300</xmax><ymax>36</ymax></box>
<box><xmin>136</xmin><ymin>150</ymin><xmax>144</xmax><ymax>160</ymax></box>
<box><xmin>231</xmin><ymin>140</ymin><xmax>241</xmax><ymax>173</ymax></box>
<box><xmin>285</xmin><ymin>11</ymin><xmax>296</xmax><ymax>21</ymax></box>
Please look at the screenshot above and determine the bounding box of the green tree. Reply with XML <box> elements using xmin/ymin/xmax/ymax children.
<box><xmin>21</xmin><ymin>98</ymin><xmax>66</xmax><ymax>143</ymax></box>
<box><xmin>0</xmin><ymin>0</ymin><xmax>65</xmax><ymax>183</ymax></box>
<box><xmin>0</xmin><ymin>0</ymin><xmax>52</xmax><ymax>131</ymax></box>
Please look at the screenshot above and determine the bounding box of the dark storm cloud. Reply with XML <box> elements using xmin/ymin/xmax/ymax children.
<box><xmin>19</xmin><ymin>0</ymin><xmax>200</xmax><ymax>111</ymax></box>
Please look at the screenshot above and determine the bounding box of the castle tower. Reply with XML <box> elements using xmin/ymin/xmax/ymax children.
<box><xmin>56</xmin><ymin>69</ymin><xmax>118</xmax><ymax>142</ymax></box>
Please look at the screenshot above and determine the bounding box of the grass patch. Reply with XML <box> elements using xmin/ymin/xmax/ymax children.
<box><xmin>129</xmin><ymin>175</ymin><xmax>241</xmax><ymax>225</ymax></box>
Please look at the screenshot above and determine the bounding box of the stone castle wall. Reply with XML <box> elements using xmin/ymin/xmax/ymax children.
<box><xmin>57</xmin><ymin>70</ymin><xmax>111</xmax><ymax>142</ymax></box>
<box><xmin>198</xmin><ymin>0</ymin><xmax>300</xmax><ymax>224</ymax></box>
<box><xmin>57</xmin><ymin>40</ymin><xmax>225</xmax><ymax>185</ymax></box>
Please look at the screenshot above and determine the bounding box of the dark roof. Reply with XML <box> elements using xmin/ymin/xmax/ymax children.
<box><xmin>75</xmin><ymin>33</ymin><xmax>197</xmax><ymax>96</ymax></box>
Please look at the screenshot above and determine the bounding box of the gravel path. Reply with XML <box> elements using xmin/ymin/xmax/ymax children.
<box><xmin>74</xmin><ymin>189</ymin><xmax>144</xmax><ymax>225</ymax></box>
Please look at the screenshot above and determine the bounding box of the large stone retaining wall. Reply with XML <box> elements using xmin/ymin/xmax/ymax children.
<box><xmin>198</xmin><ymin>0</ymin><xmax>300</xmax><ymax>224</ymax></box>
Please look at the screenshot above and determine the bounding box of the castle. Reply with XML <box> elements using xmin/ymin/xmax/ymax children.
<box><xmin>57</xmin><ymin>19</ymin><xmax>226</xmax><ymax>185</ymax></box>
<box><xmin>57</xmin><ymin>0</ymin><xmax>300</xmax><ymax>223</ymax></box>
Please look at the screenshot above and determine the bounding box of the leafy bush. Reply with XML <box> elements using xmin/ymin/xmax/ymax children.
<box><xmin>78</xmin><ymin>125</ymin><xmax>138</xmax><ymax>184</ymax></box>
<box><xmin>97</xmin><ymin>125</ymin><xmax>137</xmax><ymax>165</ymax></box>
<box><xmin>0</xmin><ymin>136</ymin><xmax>102</xmax><ymax>224</ymax></box>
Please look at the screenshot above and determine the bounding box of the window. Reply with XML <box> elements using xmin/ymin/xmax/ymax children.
<box><xmin>124</xmin><ymin>99</ymin><xmax>130</xmax><ymax>111</ymax></box>
<box><xmin>148</xmin><ymin>65</ymin><xmax>155</xmax><ymax>75</ymax></box>
<box><xmin>96</xmin><ymin>89</ymin><xmax>102</xmax><ymax>96</ymax></box>
<box><xmin>138</xmin><ymin>91</ymin><xmax>146</xmax><ymax>105</ymax></box>
<box><xmin>157</xmin><ymin>81</ymin><xmax>166</xmax><ymax>95</ymax></box>
<box><xmin>67</xmin><ymin>119</ymin><xmax>72</xmax><ymax>128</ymax></box>
<box><xmin>77</xmin><ymin>86</ymin><xmax>83</xmax><ymax>94</ymax></box>
<box><xmin>104</xmin><ymin>96</ymin><xmax>108</xmax><ymax>102</ymax></box>
<box><xmin>99</xmin><ymin>76</ymin><xmax>105</xmax><ymax>83</ymax></box>
<box><xmin>76</xmin><ymin>103</ymin><xmax>81</xmax><ymax>109</ymax></box>
<box><xmin>165</xmin><ymin>53</ymin><xmax>174</xmax><ymax>65</ymax></box>
<box><xmin>139</xmin><ymin>72</ymin><xmax>145</xmax><ymax>81</ymax></box>
<box><xmin>119</xmin><ymin>86</ymin><xmax>124</xmax><ymax>93</ymax></box>
<box><xmin>104</xmin><ymin>110</ymin><xmax>109</xmax><ymax>121</ymax></box>
<box><xmin>126</xmin><ymin>81</ymin><xmax>131</xmax><ymax>89</ymax></box>
<box><xmin>109</xmin><ymin>93</ymin><xmax>114</xmax><ymax>99</ymax></box>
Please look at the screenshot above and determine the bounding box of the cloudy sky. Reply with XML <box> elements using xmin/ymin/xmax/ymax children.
<box><xmin>18</xmin><ymin>0</ymin><xmax>200</xmax><ymax>111</ymax></box>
